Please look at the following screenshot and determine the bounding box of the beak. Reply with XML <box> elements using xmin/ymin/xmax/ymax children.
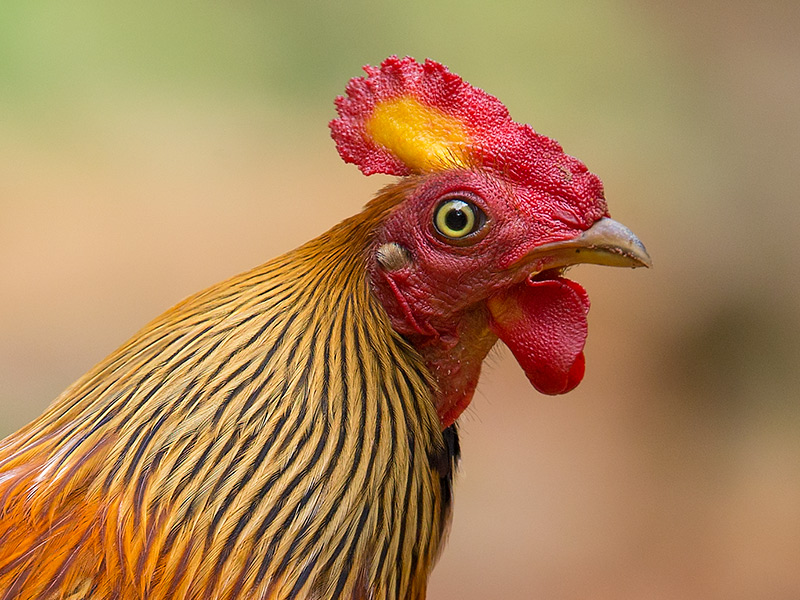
<box><xmin>515</xmin><ymin>217</ymin><xmax>652</xmax><ymax>274</ymax></box>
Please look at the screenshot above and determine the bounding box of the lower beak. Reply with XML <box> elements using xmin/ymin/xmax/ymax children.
<box><xmin>516</xmin><ymin>217</ymin><xmax>652</xmax><ymax>274</ymax></box>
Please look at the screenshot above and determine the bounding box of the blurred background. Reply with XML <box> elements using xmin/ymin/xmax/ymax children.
<box><xmin>1</xmin><ymin>1</ymin><xmax>799</xmax><ymax>598</ymax></box>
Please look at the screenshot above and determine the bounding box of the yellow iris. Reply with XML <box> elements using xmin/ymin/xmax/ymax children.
<box><xmin>434</xmin><ymin>199</ymin><xmax>477</xmax><ymax>239</ymax></box>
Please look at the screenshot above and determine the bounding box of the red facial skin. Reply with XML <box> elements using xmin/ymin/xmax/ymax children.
<box><xmin>367</xmin><ymin>170</ymin><xmax>607</xmax><ymax>427</ymax></box>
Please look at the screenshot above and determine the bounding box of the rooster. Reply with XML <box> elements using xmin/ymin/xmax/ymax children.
<box><xmin>0</xmin><ymin>56</ymin><xmax>650</xmax><ymax>599</ymax></box>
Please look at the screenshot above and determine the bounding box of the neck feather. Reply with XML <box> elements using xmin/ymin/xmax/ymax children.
<box><xmin>0</xmin><ymin>201</ymin><xmax>453</xmax><ymax>599</ymax></box>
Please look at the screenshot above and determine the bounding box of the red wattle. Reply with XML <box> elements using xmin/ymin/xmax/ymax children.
<box><xmin>487</xmin><ymin>276</ymin><xmax>590</xmax><ymax>395</ymax></box>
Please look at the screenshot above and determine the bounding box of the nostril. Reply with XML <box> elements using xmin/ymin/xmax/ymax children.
<box><xmin>551</xmin><ymin>206</ymin><xmax>586</xmax><ymax>230</ymax></box>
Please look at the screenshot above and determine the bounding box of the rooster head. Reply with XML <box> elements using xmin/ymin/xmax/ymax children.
<box><xmin>330</xmin><ymin>56</ymin><xmax>650</xmax><ymax>427</ymax></box>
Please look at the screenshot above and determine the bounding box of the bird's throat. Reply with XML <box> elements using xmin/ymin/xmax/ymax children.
<box><xmin>400</xmin><ymin>307</ymin><xmax>498</xmax><ymax>429</ymax></box>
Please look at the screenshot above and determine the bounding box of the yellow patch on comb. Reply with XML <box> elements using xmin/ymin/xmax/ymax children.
<box><xmin>365</xmin><ymin>96</ymin><xmax>471</xmax><ymax>172</ymax></box>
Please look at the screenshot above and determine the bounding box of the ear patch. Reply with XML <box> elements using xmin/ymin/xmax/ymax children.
<box><xmin>376</xmin><ymin>242</ymin><xmax>413</xmax><ymax>271</ymax></box>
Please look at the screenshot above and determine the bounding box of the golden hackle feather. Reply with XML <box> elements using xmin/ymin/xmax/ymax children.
<box><xmin>0</xmin><ymin>182</ymin><xmax>458</xmax><ymax>600</ymax></box>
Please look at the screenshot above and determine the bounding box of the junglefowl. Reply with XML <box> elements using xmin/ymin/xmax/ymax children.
<box><xmin>0</xmin><ymin>56</ymin><xmax>650</xmax><ymax>600</ymax></box>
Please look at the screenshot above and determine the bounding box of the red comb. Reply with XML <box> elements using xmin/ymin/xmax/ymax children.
<box><xmin>329</xmin><ymin>56</ymin><xmax>602</xmax><ymax>207</ymax></box>
<box><xmin>331</xmin><ymin>56</ymin><xmax>510</xmax><ymax>176</ymax></box>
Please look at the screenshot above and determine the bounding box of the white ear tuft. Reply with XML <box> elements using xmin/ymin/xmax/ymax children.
<box><xmin>376</xmin><ymin>242</ymin><xmax>413</xmax><ymax>271</ymax></box>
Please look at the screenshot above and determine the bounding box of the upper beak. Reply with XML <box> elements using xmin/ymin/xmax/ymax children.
<box><xmin>515</xmin><ymin>217</ymin><xmax>652</xmax><ymax>274</ymax></box>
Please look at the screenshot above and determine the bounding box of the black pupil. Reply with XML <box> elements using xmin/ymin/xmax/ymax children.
<box><xmin>445</xmin><ymin>207</ymin><xmax>469</xmax><ymax>232</ymax></box>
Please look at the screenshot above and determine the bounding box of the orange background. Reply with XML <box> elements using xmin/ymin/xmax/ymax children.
<box><xmin>2</xmin><ymin>2</ymin><xmax>799</xmax><ymax>598</ymax></box>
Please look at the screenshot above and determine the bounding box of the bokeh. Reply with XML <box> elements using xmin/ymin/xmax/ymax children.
<box><xmin>2</xmin><ymin>1</ymin><xmax>799</xmax><ymax>598</ymax></box>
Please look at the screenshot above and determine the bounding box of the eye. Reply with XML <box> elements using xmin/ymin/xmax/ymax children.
<box><xmin>433</xmin><ymin>198</ymin><xmax>487</xmax><ymax>241</ymax></box>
